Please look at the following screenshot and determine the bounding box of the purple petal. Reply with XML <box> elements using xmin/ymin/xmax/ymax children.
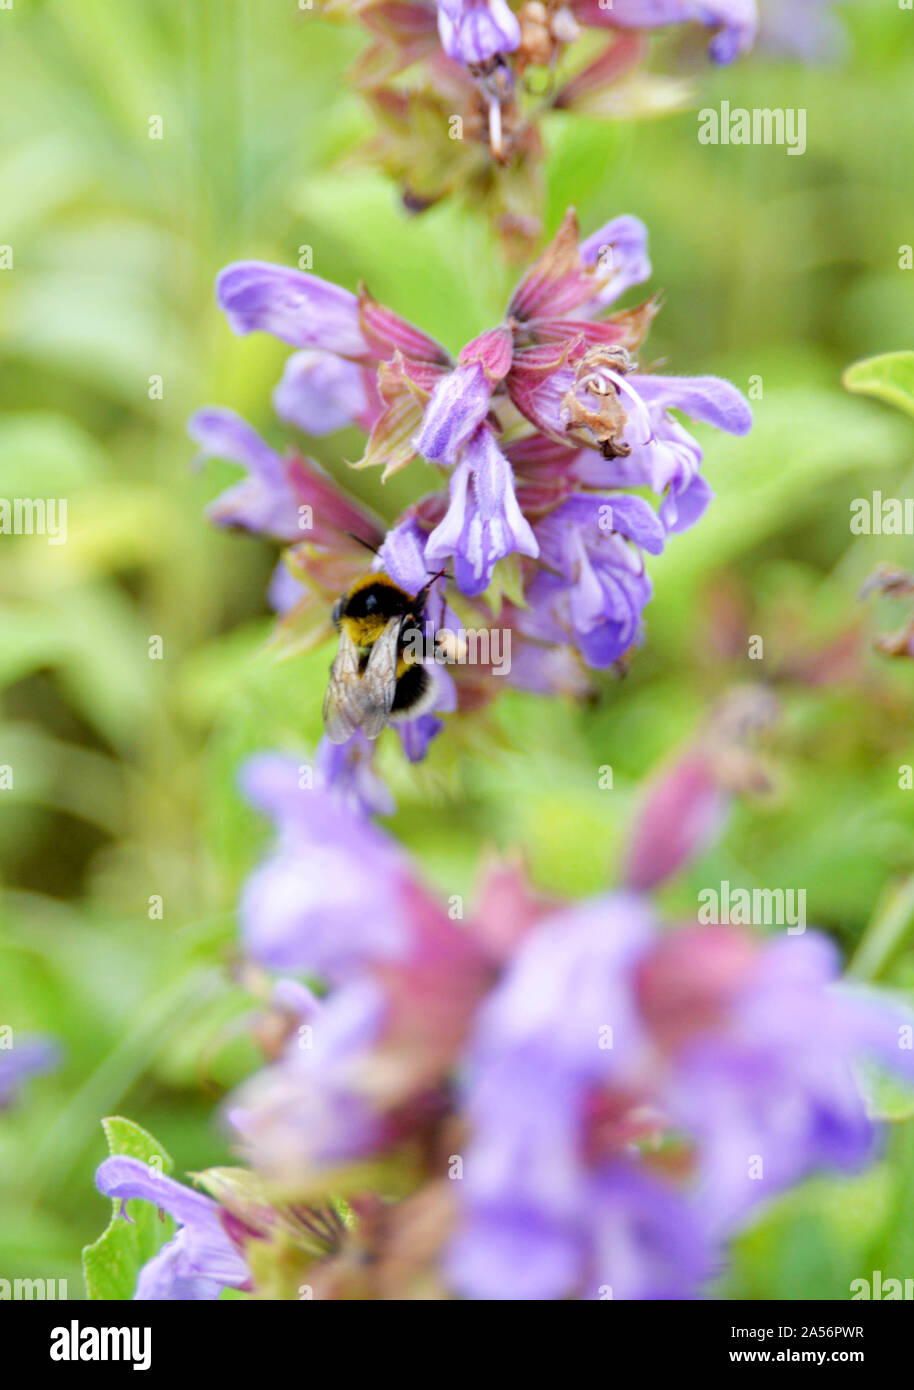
<box><xmin>273</xmin><ymin>350</ymin><xmax>372</xmax><ymax>436</ymax></box>
<box><xmin>267</xmin><ymin>560</ymin><xmax>307</xmax><ymax>615</ymax></box>
<box><xmin>190</xmin><ymin>407</ymin><xmax>302</xmax><ymax>542</ymax></box>
<box><xmin>580</xmin><ymin>0</ymin><xmax>758</xmax><ymax>63</ymax></box>
<box><xmin>579</xmin><ymin>215</ymin><xmax>651</xmax><ymax>309</ymax></box>
<box><xmin>216</xmin><ymin>261</ymin><xmax>369</xmax><ymax>360</ymax></box>
<box><xmin>238</xmin><ymin>754</ymin><xmax>412</xmax><ymax>977</ymax></box>
<box><xmin>633</xmin><ymin>374</ymin><xmax>753</xmax><ymax>435</ymax></box>
<box><xmin>436</xmin><ymin>0</ymin><xmax>521</xmax><ymax>65</ymax></box>
<box><xmin>414</xmin><ymin>363</ymin><xmax>493</xmax><ymax>465</ymax></box>
<box><xmin>426</xmin><ymin>430</ymin><xmax>539</xmax><ymax>597</ymax></box>
<box><xmin>95</xmin><ymin>1156</ymin><xmax>250</xmax><ymax>1300</ymax></box>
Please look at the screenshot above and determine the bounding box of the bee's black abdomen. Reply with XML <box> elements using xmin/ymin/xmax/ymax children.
<box><xmin>390</xmin><ymin>662</ymin><xmax>431</xmax><ymax>714</ymax></box>
<box><xmin>342</xmin><ymin>581</ymin><xmax>411</xmax><ymax>622</ymax></box>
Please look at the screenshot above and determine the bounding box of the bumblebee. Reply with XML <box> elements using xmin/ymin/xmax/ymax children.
<box><xmin>322</xmin><ymin>570</ymin><xmax>443</xmax><ymax>744</ymax></box>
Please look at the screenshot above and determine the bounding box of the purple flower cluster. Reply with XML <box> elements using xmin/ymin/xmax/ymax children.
<box><xmin>102</xmin><ymin>763</ymin><xmax>914</xmax><ymax>1299</ymax></box>
<box><xmin>193</xmin><ymin>209</ymin><xmax>750</xmax><ymax>774</ymax></box>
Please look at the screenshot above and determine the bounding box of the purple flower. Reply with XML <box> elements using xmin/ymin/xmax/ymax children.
<box><xmin>315</xmin><ymin>731</ymin><xmax>396</xmax><ymax>819</ymax></box>
<box><xmin>436</xmin><ymin>0</ymin><xmax>521</xmax><ymax>65</ymax></box>
<box><xmin>447</xmin><ymin>894</ymin><xmax>708</xmax><ymax>1299</ymax></box>
<box><xmin>414</xmin><ymin>362</ymin><xmax>494</xmax><ymax>465</ymax></box>
<box><xmin>190</xmin><ymin>407</ymin><xmax>304</xmax><ymax>542</ymax></box>
<box><xmin>579</xmin><ymin>214</ymin><xmax>652</xmax><ymax>308</ymax></box>
<box><xmin>266</xmin><ymin>558</ymin><xmax>307</xmax><ymax>615</ymax></box>
<box><xmin>425</xmin><ymin>426</ymin><xmax>539</xmax><ymax>596</ymax></box>
<box><xmin>227</xmin><ymin>978</ymin><xmax>387</xmax><ymax>1180</ymax></box>
<box><xmin>517</xmin><ymin>494</ymin><xmax>664</xmax><ymax>667</ymax></box>
<box><xmin>216</xmin><ymin>262</ymin><xmax>370</xmax><ymax>360</ymax></box>
<box><xmin>569</xmin><ymin>371</ymin><xmax>752</xmax><ymax>534</ymax></box>
<box><xmin>0</xmin><ymin>1035</ymin><xmax>59</xmax><ymax>1108</ymax></box>
<box><xmin>95</xmin><ymin>1156</ymin><xmax>251</xmax><ymax>1300</ymax></box>
<box><xmin>202</xmin><ymin>208</ymin><xmax>751</xmax><ymax>708</ymax></box>
<box><xmin>190</xmin><ymin>406</ymin><xmax>385</xmax><ymax>549</ymax></box>
<box><xmin>239</xmin><ymin>754</ymin><xmax>416</xmax><ymax>978</ymax></box>
<box><xmin>273</xmin><ymin>350</ymin><xmax>378</xmax><ymax>436</ymax></box>
<box><xmin>657</xmin><ymin>932</ymin><xmax>914</xmax><ymax>1236</ymax></box>
<box><xmin>577</xmin><ymin>0</ymin><xmax>759</xmax><ymax>63</ymax></box>
<box><xmin>758</xmin><ymin>0</ymin><xmax>850</xmax><ymax>62</ymax></box>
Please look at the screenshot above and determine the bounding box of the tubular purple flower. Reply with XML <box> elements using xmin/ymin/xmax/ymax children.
<box><xmin>414</xmin><ymin>361</ymin><xmax>494</xmax><ymax>464</ymax></box>
<box><xmin>0</xmin><ymin>1036</ymin><xmax>59</xmax><ymax>1108</ymax></box>
<box><xmin>315</xmin><ymin>731</ymin><xmax>397</xmax><ymax>819</ymax></box>
<box><xmin>567</xmin><ymin>372</ymin><xmax>751</xmax><ymax>534</ymax></box>
<box><xmin>216</xmin><ymin>261</ymin><xmax>371</xmax><ymax>361</ymax></box>
<box><xmin>226</xmin><ymin>979</ymin><xmax>387</xmax><ymax>1178</ymax></box>
<box><xmin>576</xmin><ymin>0</ymin><xmax>759</xmax><ymax>63</ymax></box>
<box><xmin>651</xmin><ymin>931</ymin><xmax>914</xmax><ymax>1237</ymax></box>
<box><xmin>448</xmin><ymin>895</ymin><xmax>697</xmax><ymax>1299</ymax></box>
<box><xmin>518</xmin><ymin>494</ymin><xmax>662</xmax><ymax>667</ymax></box>
<box><xmin>239</xmin><ymin>754</ymin><xmax>416</xmax><ymax>977</ymax></box>
<box><xmin>95</xmin><ymin>1156</ymin><xmax>251</xmax><ymax>1300</ymax></box>
<box><xmin>273</xmin><ymin>350</ymin><xmax>377</xmax><ymax>436</ymax></box>
<box><xmin>190</xmin><ymin>407</ymin><xmax>304</xmax><ymax>542</ymax></box>
<box><xmin>425</xmin><ymin>426</ymin><xmax>539</xmax><ymax>596</ymax></box>
<box><xmin>436</xmin><ymin>0</ymin><xmax>521</xmax><ymax>65</ymax></box>
<box><xmin>579</xmin><ymin>214</ymin><xmax>652</xmax><ymax>309</ymax></box>
<box><xmin>191</xmin><ymin>406</ymin><xmax>386</xmax><ymax>550</ymax></box>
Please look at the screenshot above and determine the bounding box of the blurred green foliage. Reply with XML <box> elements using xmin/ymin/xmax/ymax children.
<box><xmin>1</xmin><ymin>0</ymin><xmax>913</xmax><ymax>1298</ymax></box>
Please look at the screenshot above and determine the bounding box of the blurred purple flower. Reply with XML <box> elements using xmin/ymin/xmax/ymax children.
<box><xmin>190</xmin><ymin>407</ymin><xmax>304</xmax><ymax>542</ymax></box>
<box><xmin>436</xmin><ymin>0</ymin><xmax>521</xmax><ymax>64</ymax></box>
<box><xmin>652</xmin><ymin>931</ymin><xmax>914</xmax><ymax>1235</ymax></box>
<box><xmin>576</xmin><ymin>0</ymin><xmax>759</xmax><ymax>62</ymax></box>
<box><xmin>758</xmin><ymin>0</ymin><xmax>851</xmax><ymax>61</ymax></box>
<box><xmin>0</xmin><ymin>1035</ymin><xmax>59</xmax><ymax>1109</ymax></box>
<box><xmin>227</xmin><ymin>978</ymin><xmax>387</xmax><ymax>1179</ymax></box>
<box><xmin>238</xmin><ymin>753</ymin><xmax>416</xmax><ymax>977</ymax></box>
<box><xmin>447</xmin><ymin>894</ymin><xmax>712</xmax><ymax>1298</ymax></box>
<box><xmin>190</xmin><ymin>407</ymin><xmax>385</xmax><ymax>550</ymax></box>
<box><xmin>315</xmin><ymin>731</ymin><xmax>396</xmax><ymax>818</ymax></box>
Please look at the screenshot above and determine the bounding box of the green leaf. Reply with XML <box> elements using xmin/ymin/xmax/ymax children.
<box><xmin>843</xmin><ymin>351</ymin><xmax>914</xmax><ymax>419</ymax></box>
<box><xmin>857</xmin><ymin>1065</ymin><xmax>914</xmax><ymax>1124</ymax></box>
<box><xmin>81</xmin><ymin>1116</ymin><xmax>175</xmax><ymax>1300</ymax></box>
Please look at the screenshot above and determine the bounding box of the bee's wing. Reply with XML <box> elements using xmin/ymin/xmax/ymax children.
<box><xmin>322</xmin><ymin>627</ymin><xmax>370</xmax><ymax>745</ymax></box>
<box><xmin>358</xmin><ymin>616</ymin><xmax>401</xmax><ymax>740</ymax></box>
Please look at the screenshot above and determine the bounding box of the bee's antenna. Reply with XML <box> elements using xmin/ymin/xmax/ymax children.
<box><xmin>425</xmin><ymin>565</ymin><xmax>450</xmax><ymax>585</ymax></box>
<box><xmin>346</xmin><ymin>530</ymin><xmax>382</xmax><ymax>557</ymax></box>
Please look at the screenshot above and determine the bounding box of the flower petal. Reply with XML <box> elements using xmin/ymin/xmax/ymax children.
<box><xmin>216</xmin><ymin>261</ymin><xmax>370</xmax><ymax>361</ymax></box>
